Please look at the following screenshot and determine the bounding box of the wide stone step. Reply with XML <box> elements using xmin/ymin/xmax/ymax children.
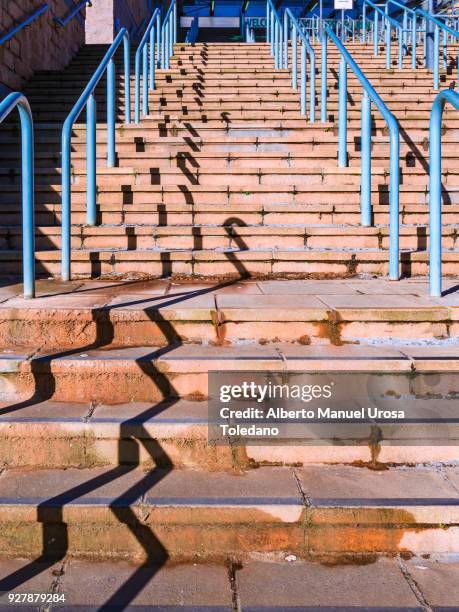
<box><xmin>2</xmin><ymin>223</ymin><xmax>457</xmax><ymax>252</ymax></box>
<box><xmin>0</xmin><ymin>342</ymin><xmax>458</xmax><ymax>404</ymax></box>
<box><xmin>0</xmin><ymin>277</ymin><xmax>456</xmax><ymax>348</ymax></box>
<box><xmin>0</xmin><ymin>166</ymin><xmax>444</xmax><ymax>189</ymax></box>
<box><xmin>1</xmin><ymin>183</ymin><xmax>455</xmax><ymax>208</ymax></box>
<box><xmin>1</xmin><ymin>203</ymin><xmax>457</xmax><ymax>229</ymax></box>
<box><xmin>2</xmin><ymin>246</ymin><xmax>459</xmax><ymax>278</ymax></box>
<box><xmin>0</xmin><ymin>465</ymin><xmax>457</xmax><ymax>560</ymax></box>
<box><xmin>4</xmin><ymin>149</ymin><xmax>459</xmax><ymax>171</ymax></box>
<box><xmin>1</xmin><ymin>395</ymin><xmax>457</xmax><ymax>469</ymax></box>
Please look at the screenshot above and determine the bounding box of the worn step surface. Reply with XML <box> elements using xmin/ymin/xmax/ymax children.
<box><xmin>0</xmin><ymin>278</ymin><xmax>458</xmax><ymax>348</ymax></box>
<box><xmin>1</xmin><ymin>556</ymin><xmax>458</xmax><ymax>609</ymax></box>
<box><xmin>0</xmin><ymin>464</ymin><xmax>458</xmax><ymax>560</ymax></box>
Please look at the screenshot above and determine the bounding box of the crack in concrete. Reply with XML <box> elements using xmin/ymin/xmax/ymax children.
<box><xmin>228</xmin><ymin>560</ymin><xmax>241</xmax><ymax>612</ymax></box>
<box><xmin>41</xmin><ymin>559</ymin><xmax>66</xmax><ymax>612</ymax></box>
<box><xmin>293</xmin><ymin>469</ymin><xmax>312</xmax><ymax>508</ymax></box>
<box><xmin>437</xmin><ymin>465</ymin><xmax>459</xmax><ymax>496</ymax></box>
<box><xmin>397</xmin><ymin>556</ymin><xmax>433</xmax><ymax>612</ymax></box>
<box><xmin>83</xmin><ymin>400</ymin><xmax>97</xmax><ymax>423</ymax></box>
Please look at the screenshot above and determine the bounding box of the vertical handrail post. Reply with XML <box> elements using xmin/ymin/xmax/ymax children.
<box><xmin>386</xmin><ymin>21</ymin><xmax>391</xmax><ymax>69</ymax></box>
<box><xmin>149</xmin><ymin>24</ymin><xmax>155</xmax><ymax>90</ymax></box>
<box><xmin>338</xmin><ymin>55</ymin><xmax>347</xmax><ymax>167</ymax></box>
<box><xmin>124</xmin><ymin>35</ymin><xmax>131</xmax><ymax>123</ymax></box>
<box><xmin>434</xmin><ymin>24</ymin><xmax>440</xmax><ymax>90</ymax></box>
<box><xmin>403</xmin><ymin>10</ymin><xmax>407</xmax><ymax>49</ymax></box>
<box><xmin>266</xmin><ymin>3</ymin><xmax>270</xmax><ymax>43</ymax></box>
<box><xmin>321</xmin><ymin>32</ymin><xmax>327</xmax><ymax>122</ymax></box>
<box><xmin>107</xmin><ymin>58</ymin><xmax>116</xmax><ymax>167</ymax></box>
<box><xmin>142</xmin><ymin>44</ymin><xmax>149</xmax><ymax>115</ymax></box>
<box><xmin>374</xmin><ymin>11</ymin><xmax>379</xmax><ymax>55</ymax></box>
<box><xmin>388</xmin><ymin>120</ymin><xmax>400</xmax><ymax>280</ymax></box>
<box><xmin>292</xmin><ymin>25</ymin><xmax>297</xmax><ymax>89</ymax></box>
<box><xmin>283</xmin><ymin>11</ymin><xmax>288</xmax><ymax>68</ymax></box>
<box><xmin>19</xmin><ymin>102</ymin><xmax>35</xmax><ymax>299</ymax></box>
<box><xmin>412</xmin><ymin>14</ymin><xmax>417</xmax><ymax>68</ymax></box>
<box><xmin>398</xmin><ymin>27</ymin><xmax>402</xmax><ymax>68</ymax></box>
<box><xmin>156</xmin><ymin>14</ymin><xmax>161</xmax><ymax>67</ymax></box>
<box><xmin>361</xmin><ymin>91</ymin><xmax>372</xmax><ymax>226</ymax></box>
<box><xmin>1</xmin><ymin>95</ymin><xmax>37</xmax><ymax>298</ymax></box>
<box><xmin>274</xmin><ymin>19</ymin><xmax>279</xmax><ymax>68</ymax></box>
<box><xmin>300</xmin><ymin>42</ymin><xmax>306</xmax><ymax>115</ymax></box>
<box><xmin>86</xmin><ymin>93</ymin><xmax>97</xmax><ymax>225</ymax></box>
<box><xmin>135</xmin><ymin>50</ymin><xmax>141</xmax><ymax>123</ymax></box>
<box><xmin>310</xmin><ymin>51</ymin><xmax>315</xmax><ymax>123</ymax></box>
<box><xmin>429</xmin><ymin>96</ymin><xmax>443</xmax><ymax>296</ymax></box>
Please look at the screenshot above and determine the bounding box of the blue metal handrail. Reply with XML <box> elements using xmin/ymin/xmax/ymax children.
<box><xmin>415</xmin><ymin>8</ymin><xmax>459</xmax><ymax>90</ymax></box>
<box><xmin>363</xmin><ymin>0</ymin><xmax>405</xmax><ymax>68</ymax></box>
<box><xmin>0</xmin><ymin>4</ymin><xmax>48</xmax><ymax>46</ymax></box>
<box><xmin>161</xmin><ymin>0</ymin><xmax>177</xmax><ymax>70</ymax></box>
<box><xmin>266</xmin><ymin>0</ymin><xmax>283</xmax><ymax>69</ymax></box>
<box><xmin>0</xmin><ymin>93</ymin><xmax>35</xmax><ymax>299</ymax></box>
<box><xmin>284</xmin><ymin>9</ymin><xmax>316</xmax><ymax>122</ymax></box>
<box><xmin>429</xmin><ymin>89</ymin><xmax>459</xmax><ymax>297</ymax></box>
<box><xmin>54</xmin><ymin>0</ymin><xmax>91</xmax><ymax>27</ymax></box>
<box><xmin>61</xmin><ymin>28</ymin><xmax>131</xmax><ymax>282</ymax></box>
<box><xmin>322</xmin><ymin>25</ymin><xmax>400</xmax><ymax>280</ymax></box>
<box><xmin>135</xmin><ymin>8</ymin><xmax>161</xmax><ymax>123</ymax></box>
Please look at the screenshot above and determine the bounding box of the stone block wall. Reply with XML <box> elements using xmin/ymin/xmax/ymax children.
<box><xmin>86</xmin><ymin>0</ymin><xmax>153</xmax><ymax>44</ymax></box>
<box><xmin>0</xmin><ymin>0</ymin><xmax>86</xmax><ymax>91</ymax></box>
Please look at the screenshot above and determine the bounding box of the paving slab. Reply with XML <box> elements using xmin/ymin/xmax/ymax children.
<box><xmin>319</xmin><ymin>294</ymin><xmax>445</xmax><ymax>310</ymax></box>
<box><xmin>2</xmin><ymin>293</ymin><xmax>111</xmax><ymax>310</ymax></box>
<box><xmin>405</xmin><ymin>559</ymin><xmax>459</xmax><ymax>608</ymax></box>
<box><xmin>296</xmin><ymin>466</ymin><xmax>459</xmax><ymax>504</ymax></box>
<box><xmin>74</xmin><ymin>279</ymin><xmax>170</xmax><ymax>296</ymax></box>
<box><xmin>237</xmin><ymin>558</ymin><xmax>421</xmax><ymax>608</ymax></box>
<box><xmin>106</xmin><ymin>292</ymin><xmax>216</xmax><ymax>312</ymax></box>
<box><xmin>216</xmin><ymin>294</ymin><xmax>328</xmax><ymax>319</ymax></box>
<box><xmin>0</xmin><ymin>557</ymin><xmax>61</xmax><ymax>599</ymax></box>
<box><xmin>168</xmin><ymin>281</ymin><xmax>262</xmax><ymax>294</ymax></box>
<box><xmin>59</xmin><ymin>559</ymin><xmax>233</xmax><ymax>608</ymax></box>
<box><xmin>258</xmin><ymin>280</ymin><xmax>360</xmax><ymax>295</ymax></box>
<box><xmin>345</xmin><ymin>280</ymin><xmax>434</xmax><ymax>296</ymax></box>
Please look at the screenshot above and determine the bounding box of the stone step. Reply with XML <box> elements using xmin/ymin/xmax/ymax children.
<box><xmin>0</xmin><ymin>277</ymin><xmax>456</xmax><ymax>348</ymax></box>
<box><xmin>0</xmin><ymin>166</ymin><xmax>448</xmax><ymax>189</ymax></box>
<box><xmin>0</xmin><ymin>342</ymin><xmax>458</xmax><ymax>404</ymax></box>
<box><xmin>3</xmin><ymin>247</ymin><xmax>456</xmax><ymax>278</ymax></box>
<box><xmin>0</xmin><ymin>184</ymin><xmax>455</xmax><ymax>207</ymax></box>
<box><xmin>2</xmin><ymin>223</ymin><xmax>457</xmax><ymax>252</ymax></box>
<box><xmin>3</xmin><ymin>150</ymin><xmax>459</xmax><ymax>171</ymax></box>
<box><xmin>0</xmin><ymin>464</ymin><xmax>457</xmax><ymax>560</ymax></box>
<box><xmin>1</xmin><ymin>203</ymin><xmax>457</xmax><ymax>229</ymax></box>
<box><xmin>1</xmin><ymin>395</ymin><xmax>457</xmax><ymax>469</ymax></box>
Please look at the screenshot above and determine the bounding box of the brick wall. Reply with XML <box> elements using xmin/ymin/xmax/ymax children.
<box><xmin>0</xmin><ymin>0</ymin><xmax>86</xmax><ymax>91</ymax></box>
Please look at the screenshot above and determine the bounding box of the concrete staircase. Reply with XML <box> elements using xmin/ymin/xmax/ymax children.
<box><xmin>0</xmin><ymin>41</ymin><xmax>459</xmax><ymax>279</ymax></box>
<box><xmin>0</xmin><ymin>39</ymin><xmax>458</xmax><ymax>600</ymax></box>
